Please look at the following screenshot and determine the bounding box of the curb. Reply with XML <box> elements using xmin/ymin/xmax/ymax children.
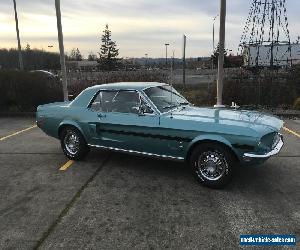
<box><xmin>273</xmin><ymin>113</ymin><xmax>300</xmax><ymax>119</ymax></box>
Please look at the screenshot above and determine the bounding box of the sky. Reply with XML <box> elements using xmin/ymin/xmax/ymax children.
<box><xmin>0</xmin><ymin>0</ymin><xmax>300</xmax><ymax>58</ymax></box>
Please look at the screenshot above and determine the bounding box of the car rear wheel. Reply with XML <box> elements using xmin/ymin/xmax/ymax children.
<box><xmin>190</xmin><ymin>142</ymin><xmax>236</xmax><ymax>188</ymax></box>
<box><xmin>60</xmin><ymin>127</ymin><xmax>89</xmax><ymax>160</ymax></box>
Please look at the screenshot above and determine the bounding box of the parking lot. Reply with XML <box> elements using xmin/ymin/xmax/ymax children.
<box><xmin>0</xmin><ymin>117</ymin><xmax>299</xmax><ymax>249</ymax></box>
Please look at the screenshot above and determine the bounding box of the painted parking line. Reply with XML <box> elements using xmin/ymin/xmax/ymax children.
<box><xmin>0</xmin><ymin>125</ymin><xmax>37</xmax><ymax>141</ymax></box>
<box><xmin>283</xmin><ymin>126</ymin><xmax>300</xmax><ymax>139</ymax></box>
<box><xmin>59</xmin><ymin>160</ymin><xmax>74</xmax><ymax>171</ymax></box>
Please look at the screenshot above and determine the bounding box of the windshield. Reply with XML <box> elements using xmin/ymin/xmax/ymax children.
<box><xmin>144</xmin><ymin>85</ymin><xmax>189</xmax><ymax>113</ymax></box>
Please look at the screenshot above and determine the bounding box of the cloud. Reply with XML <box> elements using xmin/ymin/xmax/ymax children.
<box><xmin>1</xmin><ymin>0</ymin><xmax>299</xmax><ymax>57</ymax></box>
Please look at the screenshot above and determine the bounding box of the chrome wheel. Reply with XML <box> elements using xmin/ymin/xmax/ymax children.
<box><xmin>197</xmin><ymin>151</ymin><xmax>228</xmax><ymax>181</ymax></box>
<box><xmin>64</xmin><ymin>130</ymin><xmax>80</xmax><ymax>155</ymax></box>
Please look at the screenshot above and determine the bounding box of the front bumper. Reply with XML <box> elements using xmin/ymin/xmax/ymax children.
<box><xmin>243</xmin><ymin>135</ymin><xmax>284</xmax><ymax>160</ymax></box>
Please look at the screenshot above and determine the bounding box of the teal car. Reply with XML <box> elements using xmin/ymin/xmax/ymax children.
<box><xmin>37</xmin><ymin>82</ymin><xmax>284</xmax><ymax>188</ymax></box>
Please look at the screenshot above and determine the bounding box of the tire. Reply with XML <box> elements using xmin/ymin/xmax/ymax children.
<box><xmin>190</xmin><ymin>142</ymin><xmax>236</xmax><ymax>188</ymax></box>
<box><xmin>60</xmin><ymin>126</ymin><xmax>90</xmax><ymax>160</ymax></box>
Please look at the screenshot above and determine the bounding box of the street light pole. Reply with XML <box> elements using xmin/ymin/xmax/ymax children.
<box><xmin>182</xmin><ymin>35</ymin><xmax>186</xmax><ymax>88</ymax></box>
<box><xmin>55</xmin><ymin>0</ymin><xmax>68</xmax><ymax>101</ymax></box>
<box><xmin>165</xmin><ymin>43</ymin><xmax>170</xmax><ymax>68</ymax></box>
<box><xmin>215</xmin><ymin>0</ymin><xmax>226</xmax><ymax>108</ymax></box>
<box><xmin>13</xmin><ymin>0</ymin><xmax>24</xmax><ymax>71</ymax></box>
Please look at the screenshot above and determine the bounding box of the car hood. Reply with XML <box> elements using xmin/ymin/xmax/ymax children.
<box><xmin>170</xmin><ymin>106</ymin><xmax>283</xmax><ymax>134</ymax></box>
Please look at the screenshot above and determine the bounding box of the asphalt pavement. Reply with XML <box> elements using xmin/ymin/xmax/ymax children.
<box><xmin>0</xmin><ymin>117</ymin><xmax>299</xmax><ymax>249</ymax></box>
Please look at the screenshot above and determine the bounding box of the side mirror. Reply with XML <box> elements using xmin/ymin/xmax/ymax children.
<box><xmin>132</xmin><ymin>104</ymin><xmax>148</xmax><ymax>116</ymax></box>
<box><xmin>140</xmin><ymin>104</ymin><xmax>154</xmax><ymax>115</ymax></box>
<box><xmin>131</xmin><ymin>106</ymin><xmax>140</xmax><ymax>114</ymax></box>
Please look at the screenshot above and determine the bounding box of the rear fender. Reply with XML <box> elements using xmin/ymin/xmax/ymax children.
<box><xmin>58</xmin><ymin>120</ymin><xmax>86</xmax><ymax>141</ymax></box>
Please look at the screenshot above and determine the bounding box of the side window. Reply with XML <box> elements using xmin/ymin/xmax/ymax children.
<box><xmin>101</xmin><ymin>91</ymin><xmax>117</xmax><ymax>112</ymax></box>
<box><xmin>90</xmin><ymin>91</ymin><xmax>116</xmax><ymax>112</ymax></box>
<box><xmin>90</xmin><ymin>92</ymin><xmax>101</xmax><ymax>111</ymax></box>
<box><xmin>90</xmin><ymin>90</ymin><xmax>141</xmax><ymax>114</ymax></box>
<box><xmin>112</xmin><ymin>91</ymin><xmax>140</xmax><ymax>114</ymax></box>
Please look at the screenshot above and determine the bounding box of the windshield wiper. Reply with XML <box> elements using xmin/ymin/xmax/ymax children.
<box><xmin>179</xmin><ymin>102</ymin><xmax>189</xmax><ymax>106</ymax></box>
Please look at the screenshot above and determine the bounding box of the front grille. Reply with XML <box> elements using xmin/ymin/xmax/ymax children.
<box><xmin>261</xmin><ymin>132</ymin><xmax>278</xmax><ymax>150</ymax></box>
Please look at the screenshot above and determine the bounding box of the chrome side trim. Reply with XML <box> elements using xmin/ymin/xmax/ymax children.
<box><xmin>87</xmin><ymin>144</ymin><xmax>185</xmax><ymax>161</ymax></box>
<box><xmin>243</xmin><ymin>136</ymin><xmax>284</xmax><ymax>159</ymax></box>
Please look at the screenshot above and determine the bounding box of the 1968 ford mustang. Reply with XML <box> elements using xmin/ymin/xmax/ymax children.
<box><xmin>37</xmin><ymin>82</ymin><xmax>284</xmax><ymax>188</ymax></box>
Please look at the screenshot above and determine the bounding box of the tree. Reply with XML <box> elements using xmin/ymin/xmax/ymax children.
<box><xmin>211</xmin><ymin>43</ymin><xmax>230</xmax><ymax>68</ymax></box>
<box><xmin>0</xmin><ymin>48</ymin><xmax>60</xmax><ymax>70</ymax></box>
<box><xmin>88</xmin><ymin>52</ymin><xmax>97</xmax><ymax>61</ymax></box>
<box><xmin>69</xmin><ymin>48</ymin><xmax>82</xmax><ymax>61</ymax></box>
<box><xmin>98</xmin><ymin>24</ymin><xmax>120</xmax><ymax>71</ymax></box>
<box><xmin>25</xmin><ymin>43</ymin><xmax>31</xmax><ymax>51</ymax></box>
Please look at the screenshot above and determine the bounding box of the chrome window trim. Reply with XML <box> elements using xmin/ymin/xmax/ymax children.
<box><xmin>138</xmin><ymin>91</ymin><xmax>160</xmax><ymax>115</ymax></box>
<box><xmin>139</xmin><ymin>90</ymin><xmax>162</xmax><ymax>115</ymax></box>
<box><xmin>87</xmin><ymin>88</ymin><xmax>159</xmax><ymax>116</ymax></box>
<box><xmin>87</xmin><ymin>144</ymin><xmax>184</xmax><ymax>161</ymax></box>
<box><xmin>87</xmin><ymin>90</ymin><xmax>100</xmax><ymax>109</ymax></box>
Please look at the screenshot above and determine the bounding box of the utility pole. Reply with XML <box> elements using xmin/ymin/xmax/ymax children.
<box><xmin>145</xmin><ymin>53</ymin><xmax>148</xmax><ymax>69</ymax></box>
<box><xmin>182</xmin><ymin>35</ymin><xmax>186</xmax><ymax>89</ymax></box>
<box><xmin>165</xmin><ymin>43</ymin><xmax>170</xmax><ymax>68</ymax></box>
<box><xmin>212</xmin><ymin>14</ymin><xmax>218</xmax><ymax>69</ymax></box>
<box><xmin>55</xmin><ymin>0</ymin><xmax>68</xmax><ymax>101</ymax></box>
<box><xmin>13</xmin><ymin>0</ymin><xmax>24</xmax><ymax>70</ymax></box>
<box><xmin>213</xmin><ymin>15</ymin><xmax>219</xmax><ymax>52</ymax></box>
<box><xmin>215</xmin><ymin>0</ymin><xmax>226</xmax><ymax>107</ymax></box>
<box><xmin>270</xmin><ymin>0</ymin><xmax>275</xmax><ymax>68</ymax></box>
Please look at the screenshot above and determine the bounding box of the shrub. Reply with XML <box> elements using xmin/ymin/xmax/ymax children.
<box><xmin>1</xmin><ymin>68</ymin><xmax>298</xmax><ymax>112</ymax></box>
<box><xmin>294</xmin><ymin>97</ymin><xmax>300</xmax><ymax>110</ymax></box>
<box><xmin>0</xmin><ymin>70</ymin><xmax>63</xmax><ymax>112</ymax></box>
<box><xmin>68</xmin><ymin>70</ymin><xmax>169</xmax><ymax>97</ymax></box>
<box><xmin>174</xmin><ymin>85</ymin><xmax>213</xmax><ymax>106</ymax></box>
<box><xmin>0</xmin><ymin>70</ymin><xmax>168</xmax><ymax>112</ymax></box>
<box><xmin>207</xmin><ymin>68</ymin><xmax>300</xmax><ymax>108</ymax></box>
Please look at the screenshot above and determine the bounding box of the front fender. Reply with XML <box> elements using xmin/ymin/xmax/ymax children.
<box><xmin>185</xmin><ymin>134</ymin><xmax>242</xmax><ymax>161</ymax></box>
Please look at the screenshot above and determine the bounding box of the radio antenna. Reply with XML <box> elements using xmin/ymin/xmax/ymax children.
<box><xmin>171</xmin><ymin>50</ymin><xmax>175</xmax><ymax>105</ymax></box>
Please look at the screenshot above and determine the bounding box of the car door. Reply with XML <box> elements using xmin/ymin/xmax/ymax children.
<box><xmin>87</xmin><ymin>89</ymin><xmax>160</xmax><ymax>152</ymax></box>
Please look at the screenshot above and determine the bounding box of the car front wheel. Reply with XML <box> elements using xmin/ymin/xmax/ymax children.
<box><xmin>190</xmin><ymin>142</ymin><xmax>236</xmax><ymax>188</ymax></box>
<box><xmin>60</xmin><ymin>127</ymin><xmax>89</xmax><ymax>160</ymax></box>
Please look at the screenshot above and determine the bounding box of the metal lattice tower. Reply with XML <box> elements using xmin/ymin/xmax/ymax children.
<box><xmin>239</xmin><ymin>0</ymin><xmax>291</xmax><ymax>67</ymax></box>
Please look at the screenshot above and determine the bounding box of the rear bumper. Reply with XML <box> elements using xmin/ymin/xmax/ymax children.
<box><xmin>243</xmin><ymin>135</ymin><xmax>284</xmax><ymax>160</ymax></box>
